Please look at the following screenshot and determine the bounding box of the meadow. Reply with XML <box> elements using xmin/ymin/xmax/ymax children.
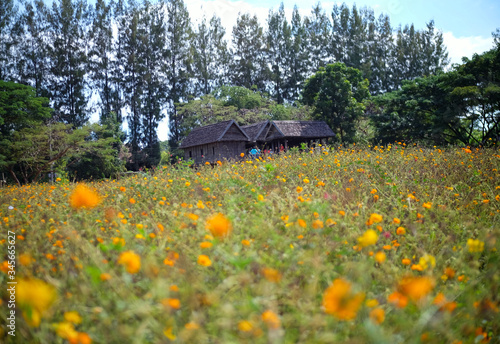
<box><xmin>1</xmin><ymin>143</ymin><xmax>499</xmax><ymax>344</ymax></box>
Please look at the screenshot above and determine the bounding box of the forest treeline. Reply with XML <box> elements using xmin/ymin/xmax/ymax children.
<box><xmin>0</xmin><ymin>0</ymin><xmax>499</xmax><ymax>184</ymax></box>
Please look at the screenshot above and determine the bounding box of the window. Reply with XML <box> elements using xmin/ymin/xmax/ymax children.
<box><xmin>212</xmin><ymin>147</ymin><xmax>215</xmax><ymax>155</ymax></box>
<box><xmin>189</xmin><ymin>151</ymin><xmax>192</xmax><ymax>158</ymax></box>
<box><xmin>201</xmin><ymin>148</ymin><xmax>203</xmax><ymax>156</ymax></box>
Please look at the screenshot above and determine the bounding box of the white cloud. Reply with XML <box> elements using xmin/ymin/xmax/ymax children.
<box><xmin>442</xmin><ymin>31</ymin><xmax>494</xmax><ymax>67</ymax></box>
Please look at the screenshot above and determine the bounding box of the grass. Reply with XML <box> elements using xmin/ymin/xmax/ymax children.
<box><xmin>1</xmin><ymin>143</ymin><xmax>499</xmax><ymax>343</ymax></box>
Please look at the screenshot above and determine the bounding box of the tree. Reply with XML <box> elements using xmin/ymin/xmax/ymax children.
<box><xmin>230</xmin><ymin>13</ymin><xmax>268</xmax><ymax>91</ymax></box>
<box><xmin>47</xmin><ymin>0</ymin><xmax>90</xmax><ymax>127</ymax></box>
<box><xmin>166</xmin><ymin>0</ymin><xmax>192</xmax><ymax>151</ymax></box>
<box><xmin>191</xmin><ymin>14</ymin><xmax>230</xmax><ymax>97</ymax></box>
<box><xmin>304</xmin><ymin>3</ymin><xmax>332</xmax><ymax>74</ymax></box>
<box><xmin>0</xmin><ymin>0</ymin><xmax>18</xmax><ymax>80</ymax></box>
<box><xmin>88</xmin><ymin>0</ymin><xmax>116</xmax><ymax>121</ymax></box>
<box><xmin>288</xmin><ymin>6</ymin><xmax>309</xmax><ymax>102</ymax></box>
<box><xmin>266</xmin><ymin>2</ymin><xmax>292</xmax><ymax>104</ymax></box>
<box><xmin>13</xmin><ymin>0</ymin><xmax>52</xmax><ymax>98</ymax></box>
<box><xmin>302</xmin><ymin>63</ymin><xmax>370</xmax><ymax>143</ymax></box>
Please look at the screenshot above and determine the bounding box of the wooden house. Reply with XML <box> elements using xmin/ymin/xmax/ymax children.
<box><xmin>180</xmin><ymin>120</ymin><xmax>335</xmax><ymax>163</ymax></box>
<box><xmin>179</xmin><ymin>120</ymin><xmax>250</xmax><ymax>164</ymax></box>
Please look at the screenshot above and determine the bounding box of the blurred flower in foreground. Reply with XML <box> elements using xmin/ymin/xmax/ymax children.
<box><xmin>467</xmin><ymin>239</ymin><xmax>484</xmax><ymax>252</ymax></box>
<box><xmin>118</xmin><ymin>251</ymin><xmax>141</xmax><ymax>274</ymax></box>
<box><xmin>205</xmin><ymin>213</ymin><xmax>232</xmax><ymax>238</ymax></box>
<box><xmin>261</xmin><ymin>310</ymin><xmax>281</xmax><ymax>329</ymax></box>
<box><xmin>323</xmin><ymin>278</ymin><xmax>365</xmax><ymax>320</ymax></box>
<box><xmin>398</xmin><ymin>276</ymin><xmax>435</xmax><ymax>302</ymax></box>
<box><xmin>69</xmin><ymin>184</ymin><xmax>101</xmax><ymax>210</ymax></box>
<box><xmin>17</xmin><ymin>278</ymin><xmax>57</xmax><ymax>327</ymax></box>
<box><xmin>357</xmin><ymin>229</ymin><xmax>378</xmax><ymax>248</ymax></box>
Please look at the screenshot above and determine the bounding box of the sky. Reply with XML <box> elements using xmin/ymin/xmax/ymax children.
<box><xmin>152</xmin><ymin>0</ymin><xmax>498</xmax><ymax>141</ymax></box>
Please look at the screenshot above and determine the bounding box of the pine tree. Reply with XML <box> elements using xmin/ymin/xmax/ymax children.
<box><xmin>166</xmin><ymin>0</ymin><xmax>192</xmax><ymax>151</ymax></box>
<box><xmin>47</xmin><ymin>0</ymin><xmax>90</xmax><ymax>127</ymax></box>
<box><xmin>192</xmin><ymin>14</ymin><xmax>230</xmax><ymax>97</ymax></box>
<box><xmin>266</xmin><ymin>2</ymin><xmax>292</xmax><ymax>104</ymax></box>
<box><xmin>230</xmin><ymin>13</ymin><xmax>268</xmax><ymax>91</ymax></box>
<box><xmin>13</xmin><ymin>0</ymin><xmax>51</xmax><ymax>98</ymax></box>
<box><xmin>139</xmin><ymin>0</ymin><xmax>167</xmax><ymax>166</ymax></box>
<box><xmin>288</xmin><ymin>6</ymin><xmax>309</xmax><ymax>102</ymax></box>
<box><xmin>0</xmin><ymin>0</ymin><xmax>18</xmax><ymax>80</ymax></box>
<box><xmin>304</xmin><ymin>3</ymin><xmax>332</xmax><ymax>74</ymax></box>
<box><xmin>88</xmin><ymin>0</ymin><xmax>115</xmax><ymax>120</ymax></box>
<box><xmin>117</xmin><ymin>2</ymin><xmax>144</xmax><ymax>168</ymax></box>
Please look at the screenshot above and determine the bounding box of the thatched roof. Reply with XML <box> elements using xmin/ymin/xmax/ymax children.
<box><xmin>179</xmin><ymin>120</ymin><xmax>335</xmax><ymax>149</ymax></box>
<box><xmin>179</xmin><ymin>120</ymin><xmax>250</xmax><ymax>148</ymax></box>
<box><xmin>272</xmin><ymin>121</ymin><xmax>335</xmax><ymax>138</ymax></box>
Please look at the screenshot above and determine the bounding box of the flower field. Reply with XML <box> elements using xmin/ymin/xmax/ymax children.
<box><xmin>1</xmin><ymin>144</ymin><xmax>499</xmax><ymax>343</ymax></box>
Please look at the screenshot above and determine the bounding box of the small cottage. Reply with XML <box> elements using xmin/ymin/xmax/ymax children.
<box><xmin>180</xmin><ymin>119</ymin><xmax>335</xmax><ymax>163</ymax></box>
<box><xmin>179</xmin><ymin>120</ymin><xmax>250</xmax><ymax>164</ymax></box>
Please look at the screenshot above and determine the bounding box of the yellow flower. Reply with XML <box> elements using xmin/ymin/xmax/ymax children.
<box><xmin>17</xmin><ymin>278</ymin><xmax>57</xmax><ymax>327</ymax></box>
<box><xmin>467</xmin><ymin>238</ymin><xmax>484</xmax><ymax>252</ymax></box>
<box><xmin>418</xmin><ymin>254</ymin><xmax>436</xmax><ymax>270</ymax></box>
<box><xmin>118</xmin><ymin>251</ymin><xmax>141</xmax><ymax>274</ymax></box>
<box><xmin>54</xmin><ymin>322</ymin><xmax>78</xmax><ymax>341</ymax></box>
<box><xmin>163</xmin><ymin>327</ymin><xmax>176</xmax><ymax>340</ymax></box>
<box><xmin>261</xmin><ymin>310</ymin><xmax>281</xmax><ymax>329</ymax></box>
<box><xmin>322</xmin><ymin>278</ymin><xmax>365</xmax><ymax>320</ymax></box>
<box><xmin>198</xmin><ymin>254</ymin><xmax>212</xmax><ymax>267</ymax></box>
<box><xmin>296</xmin><ymin>186</ymin><xmax>303</xmax><ymax>193</ymax></box>
<box><xmin>205</xmin><ymin>213</ymin><xmax>232</xmax><ymax>238</ymax></box>
<box><xmin>238</xmin><ymin>320</ymin><xmax>253</xmax><ymax>332</ymax></box>
<box><xmin>375</xmin><ymin>251</ymin><xmax>386</xmax><ymax>264</ymax></box>
<box><xmin>64</xmin><ymin>311</ymin><xmax>82</xmax><ymax>325</ymax></box>
<box><xmin>357</xmin><ymin>229</ymin><xmax>378</xmax><ymax>248</ymax></box>
<box><xmin>69</xmin><ymin>184</ymin><xmax>101</xmax><ymax>210</ymax></box>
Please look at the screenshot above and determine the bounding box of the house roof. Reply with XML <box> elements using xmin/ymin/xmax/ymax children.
<box><xmin>179</xmin><ymin>120</ymin><xmax>250</xmax><ymax>148</ymax></box>
<box><xmin>272</xmin><ymin>121</ymin><xmax>335</xmax><ymax>138</ymax></box>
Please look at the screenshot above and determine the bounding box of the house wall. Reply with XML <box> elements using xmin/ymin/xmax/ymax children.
<box><xmin>183</xmin><ymin>140</ymin><xmax>246</xmax><ymax>164</ymax></box>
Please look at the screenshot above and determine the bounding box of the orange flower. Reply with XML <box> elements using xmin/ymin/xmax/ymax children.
<box><xmin>398</xmin><ymin>276</ymin><xmax>435</xmax><ymax>302</ymax></box>
<box><xmin>401</xmin><ymin>258</ymin><xmax>411</xmax><ymax>265</ymax></box>
<box><xmin>369</xmin><ymin>307</ymin><xmax>385</xmax><ymax>324</ymax></box>
<box><xmin>197</xmin><ymin>254</ymin><xmax>212</xmax><ymax>267</ymax></box>
<box><xmin>262</xmin><ymin>267</ymin><xmax>282</xmax><ymax>283</ymax></box>
<box><xmin>118</xmin><ymin>251</ymin><xmax>141</xmax><ymax>274</ymax></box>
<box><xmin>238</xmin><ymin>320</ymin><xmax>253</xmax><ymax>332</ymax></box>
<box><xmin>297</xmin><ymin>219</ymin><xmax>307</xmax><ymax>228</ymax></box>
<box><xmin>396</xmin><ymin>227</ymin><xmax>406</xmax><ymax>235</ymax></box>
<box><xmin>366</xmin><ymin>213</ymin><xmax>383</xmax><ymax>226</ymax></box>
<box><xmin>261</xmin><ymin>310</ymin><xmax>281</xmax><ymax>329</ymax></box>
<box><xmin>312</xmin><ymin>219</ymin><xmax>324</xmax><ymax>229</ymax></box>
<box><xmin>433</xmin><ymin>293</ymin><xmax>457</xmax><ymax>313</ymax></box>
<box><xmin>322</xmin><ymin>278</ymin><xmax>365</xmax><ymax>320</ymax></box>
<box><xmin>205</xmin><ymin>213</ymin><xmax>232</xmax><ymax>238</ymax></box>
<box><xmin>200</xmin><ymin>241</ymin><xmax>213</xmax><ymax>249</ymax></box>
<box><xmin>69</xmin><ymin>184</ymin><xmax>101</xmax><ymax>210</ymax></box>
<box><xmin>162</xmin><ymin>298</ymin><xmax>181</xmax><ymax>310</ymax></box>
<box><xmin>388</xmin><ymin>291</ymin><xmax>408</xmax><ymax>308</ymax></box>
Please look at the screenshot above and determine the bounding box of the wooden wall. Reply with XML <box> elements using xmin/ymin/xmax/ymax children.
<box><xmin>183</xmin><ymin>141</ymin><xmax>246</xmax><ymax>164</ymax></box>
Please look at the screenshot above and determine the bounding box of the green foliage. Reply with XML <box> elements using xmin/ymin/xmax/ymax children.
<box><xmin>302</xmin><ymin>63</ymin><xmax>370</xmax><ymax>143</ymax></box>
<box><xmin>372</xmin><ymin>45</ymin><xmax>500</xmax><ymax>146</ymax></box>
